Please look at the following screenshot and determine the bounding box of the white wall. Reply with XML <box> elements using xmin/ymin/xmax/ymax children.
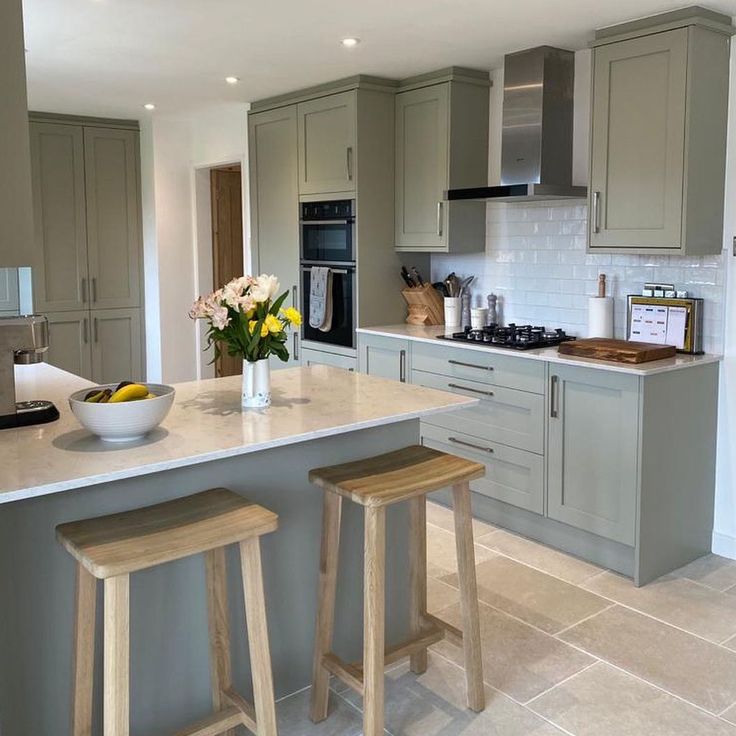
<box><xmin>141</xmin><ymin>102</ymin><xmax>248</xmax><ymax>384</ymax></box>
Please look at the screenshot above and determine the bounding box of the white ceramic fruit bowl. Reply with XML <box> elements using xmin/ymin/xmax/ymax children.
<box><xmin>68</xmin><ymin>384</ymin><xmax>175</xmax><ymax>442</ymax></box>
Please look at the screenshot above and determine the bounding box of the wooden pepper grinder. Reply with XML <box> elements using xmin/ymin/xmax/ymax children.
<box><xmin>598</xmin><ymin>273</ymin><xmax>607</xmax><ymax>298</ymax></box>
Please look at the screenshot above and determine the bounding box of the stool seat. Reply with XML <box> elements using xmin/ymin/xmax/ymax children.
<box><xmin>308</xmin><ymin>445</ymin><xmax>485</xmax><ymax>507</ymax></box>
<box><xmin>57</xmin><ymin>488</ymin><xmax>278</xmax><ymax>579</ymax></box>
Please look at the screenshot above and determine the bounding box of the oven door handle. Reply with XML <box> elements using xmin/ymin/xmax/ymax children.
<box><xmin>299</xmin><ymin>218</ymin><xmax>355</xmax><ymax>226</ymax></box>
<box><xmin>301</xmin><ymin>266</ymin><xmax>352</xmax><ymax>275</ymax></box>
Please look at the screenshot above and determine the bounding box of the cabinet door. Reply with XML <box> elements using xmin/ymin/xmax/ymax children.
<box><xmin>248</xmin><ymin>106</ymin><xmax>300</xmax><ymax>370</ymax></box>
<box><xmin>29</xmin><ymin>123</ymin><xmax>89</xmax><ymax>312</ymax></box>
<box><xmin>46</xmin><ymin>311</ymin><xmax>92</xmax><ymax>379</ymax></box>
<box><xmin>395</xmin><ymin>84</ymin><xmax>449</xmax><ymax>250</ymax></box>
<box><xmin>0</xmin><ymin>269</ymin><xmax>20</xmax><ymax>314</ymax></box>
<box><xmin>297</xmin><ymin>91</ymin><xmax>356</xmax><ymax>194</ymax></box>
<box><xmin>90</xmin><ymin>308</ymin><xmax>143</xmax><ymax>384</ymax></box>
<box><xmin>547</xmin><ymin>365</ymin><xmax>639</xmax><ymax>545</ymax></box>
<box><xmin>358</xmin><ymin>334</ymin><xmax>409</xmax><ymax>382</ymax></box>
<box><xmin>84</xmin><ymin>127</ymin><xmax>142</xmax><ymax>309</ymax></box>
<box><xmin>301</xmin><ymin>347</ymin><xmax>356</xmax><ymax>371</ymax></box>
<box><xmin>589</xmin><ymin>29</ymin><xmax>688</xmax><ymax>250</ymax></box>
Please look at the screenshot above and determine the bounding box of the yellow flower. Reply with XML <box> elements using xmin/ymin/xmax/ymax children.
<box><xmin>280</xmin><ymin>306</ymin><xmax>303</xmax><ymax>327</ymax></box>
<box><xmin>265</xmin><ymin>314</ymin><xmax>283</xmax><ymax>334</ymax></box>
<box><xmin>244</xmin><ymin>307</ymin><xmax>256</xmax><ymax>320</ymax></box>
<box><xmin>248</xmin><ymin>319</ymin><xmax>269</xmax><ymax>338</ymax></box>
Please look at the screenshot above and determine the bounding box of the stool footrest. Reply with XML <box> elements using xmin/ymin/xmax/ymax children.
<box><xmin>423</xmin><ymin>613</ymin><xmax>464</xmax><ymax>648</ymax></box>
<box><xmin>221</xmin><ymin>688</ymin><xmax>258</xmax><ymax>733</ymax></box>
<box><xmin>171</xmin><ymin>706</ymin><xmax>244</xmax><ymax>736</ymax></box>
<box><xmin>357</xmin><ymin>623</ymin><xmax>446</xmax><ymax>673</ymax></box>
<box><xmin>323</xmin><ymin>653</ymin><xmax>365</xmax><ymax>695</ymax></box>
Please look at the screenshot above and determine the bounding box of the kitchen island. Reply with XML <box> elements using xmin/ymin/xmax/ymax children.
<box><xmin>0</xmin><ymin>363</ymin><xmax>475</xmax><ymax>736</ymax></box>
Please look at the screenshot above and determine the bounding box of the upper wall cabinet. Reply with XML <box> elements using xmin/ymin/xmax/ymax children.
<box><xmin>395</xmin><ymin>68</ymin><xmax>489</xmax><ymax>253</ymax></box>
<box><xmin>588</xmin><ymin>10</ymin><xmax>733</xmax><ymax>255</ymax></box>
<box><xmin>297</xmin><ymin>91</ymin><xmax>357</xmax><ymax>195</ymax></box>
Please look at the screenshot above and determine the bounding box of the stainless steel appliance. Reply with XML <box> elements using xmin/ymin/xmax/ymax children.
<box><xmin>438</xmin><ymin>324</ymin><xmax>575</xmax><ymax>351</ymax></box>
<box><xmin>300</xmin><ymin>199</ymin><xmax>355</xmax><ymax>264</ymax></box>
<box><xmin>0</xmin><ymin>314</ymin><xmax>59</xmax><ymax>429</ymax></box>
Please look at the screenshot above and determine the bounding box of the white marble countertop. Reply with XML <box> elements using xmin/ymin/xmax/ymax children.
<box><xmin>357</xmin><ymin>324</ymin><xmax>722</xmax><ymax>376</ymax></box>
<box><xmin>1</xmin><ymin>362</ymin><xmax>476</xmax><ymax>504</ymax></box>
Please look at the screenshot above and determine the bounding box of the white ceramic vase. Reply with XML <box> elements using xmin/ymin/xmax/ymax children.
<box><xmin>242</xmin><ymin>359</ymin><xmax>271</xmax><ymax>408</ymax></box>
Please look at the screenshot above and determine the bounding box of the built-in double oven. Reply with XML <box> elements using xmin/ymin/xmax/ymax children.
<box><xmin>300</xmin><ymin>199</ymin><xmax>356</xmax><ymax>349</ymax></box>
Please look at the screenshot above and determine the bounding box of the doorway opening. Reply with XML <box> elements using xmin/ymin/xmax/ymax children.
<box><xmin>210</xmin><ymin>164</ymin><xmax>243</xmax><ymax>377</ymax></box>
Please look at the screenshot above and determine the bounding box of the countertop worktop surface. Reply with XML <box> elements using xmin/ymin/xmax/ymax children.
<box><xmin>2</xmin><ymin>363</ymin><xmax>476</xmax><ymax>504</ymax></box>
<box><xmin>357</xmin><ymin>324</ymin><xmax>722</xmax><ymax>376</ymax></box>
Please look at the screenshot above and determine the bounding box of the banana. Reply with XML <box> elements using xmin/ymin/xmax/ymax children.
<box><xmin>84</xmin><ymin>389</ymin><xmax>106</xmax><ymax>403</ymax></box>
<box><xmin>108</xmin><ymin>383</ymin><xmax>149</xmax><ymax>403</ymax></box>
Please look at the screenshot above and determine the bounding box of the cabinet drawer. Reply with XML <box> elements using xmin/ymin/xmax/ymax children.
<box><xmin>421</xmin><ymin>423</ymin><xmax>544</xmax><ymax>514</ymax></box>
<box><xmin>411</xmin><ymin>341</ymin><xmax>545</xmax><ymax>394</ymax></box>
<box><xmin>413</xmin><ymin>369</ymin><xmax>543</xmax><ymax>454</ymax></box>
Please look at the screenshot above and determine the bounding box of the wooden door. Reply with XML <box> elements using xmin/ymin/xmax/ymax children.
<box><xmin>29</xmin><ymin>122</ymin><xmax>89</xmax><ymax>312</ymax></box>
<box><xmin>395</xmin><ymin>84</ymin><xmax>449</xmax><ymax>250</ymax></box>
<box><xmin>547</xmin><ymin>365</ymin><xmax>639</xmax><ymax>545</ymax></box>
<box><xmin>90</xmin><ymin>308</ymin><xmax>143</xmax><ymax>384</ymax></box>
<box><xmin>589</xmin><ymin>29</ymin><xmax>688</xmax><ymax>250</ymax></box>
<box><xmin>248</xmin><ymin>106</ymin><xmax>300</xmax><ymax>370</ymax></box>
<box><xmin>358</xmin><ymin>335</ymin><xmax>409</xmax><ymax>382</ymax></box>
<box><xmin>211</xmin><ymin>167</ymin><xmax>244</xmax><ymax>378</ymax></box>
<box><xmin>297</xmin><ymin>91</ymin><xmax>356</xmax><ymax>194</ymax></box>
<box><xmin>46</xmin><ymin>310</ymin><xmax>93</xmax><ymax>379</ymax></box>
<box><xmin>84</xmin><ymin>127</ymin><xmax>142</xmax><ymax>309</ymax></box>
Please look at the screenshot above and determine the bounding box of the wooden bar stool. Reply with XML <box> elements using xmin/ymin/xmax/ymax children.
<box><xmin>308</xmin><ymin>445</ymin><xmax>486</xmax><ymax>736</ymax></box>
<box><xmin>56</xmin><ymin>488</ymin><xmax>279</xmax><ymax>736</ymax></box>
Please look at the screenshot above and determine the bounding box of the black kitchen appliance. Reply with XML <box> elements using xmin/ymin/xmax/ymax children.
<box><xmin>438</xmin><ymin>324</ymin><xmax>576</xmax><ymax>351</ymax></box>
<box><xmin>301</xmin><ymin>264</ymin><xmax>356</xmax><ymax>349</ymax></box>
<box><xmin>300</xmin><ymin>199</ymin><xmax>355</xmax><ymax>264</ymax></box>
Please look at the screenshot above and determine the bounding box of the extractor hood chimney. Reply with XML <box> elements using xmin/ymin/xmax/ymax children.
<box><xmin>446</xmin><ymin>46</ymin><xmax>587</xmax><ymax>202</ymax></box>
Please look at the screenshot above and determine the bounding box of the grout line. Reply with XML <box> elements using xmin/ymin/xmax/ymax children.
<box><xmin>524</xmin><ymin>660</ymin><xmax>600</xmax><ymax>706</ymax></box>
<box><xmin>718</xmin><ymin>695</ymin><xmax>736</xmax><ymax>718</ymax></box>
<box><xmin>332</xmin><ymin>686</ymin><xmax>397</xmax><ymax>736</ymax></box>
<box><xmin>275</xmin><ymin>682</ymin><xmax>311</xmax><ymax>704</ymax></box>
<box><xmin>553</xmin><ymin>603</ymin><xmax>616</xmax><ymax>637</ymax></box>
<box><xmin>721</xmin><ymin>632</ymin><xmax>736</xmax><ymax>647</ymax></box>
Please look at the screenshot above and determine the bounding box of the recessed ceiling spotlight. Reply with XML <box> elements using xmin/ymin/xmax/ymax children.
<box><xmin>143</xmin><ymin>103</ymin><xmax>156</xmax><ymax>111</ymax></box>
<box><xmin>341</xmin><ymin>37</ymin><xmax>360</xmax><ymax>48</ymax></box>
<box><xmin>225</xmin><ymin>76</ymin><xmax>240</xmax><ymax>85</ymax></box>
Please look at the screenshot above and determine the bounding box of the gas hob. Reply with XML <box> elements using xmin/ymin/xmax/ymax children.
<box><xmin>437</xmin><ymin>324</ymin><xmax>576</xmax><ymax>351</ymax></box>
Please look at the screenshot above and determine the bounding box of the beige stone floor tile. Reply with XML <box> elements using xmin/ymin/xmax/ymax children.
<box><xmin>671</xmin><ymin>554</ymin><xmax>736</xmax><ymax>592</ymax></box>
<box><xmin>559</xmin><ymin>604</ymin><xmax>736</xmax><ymax>714</ymax></box>
<box><xmin>528</xmin><ymin>661</ymin><xmax>736</xmax><ymax>736</ymax></box>
<box><xmin>426</xmin><ymin>500</ymin><xmax>497</xmax><ymax>538</ymax></box>
<box><xmin>443</xmin><ymin>555</ymin><xmax>609</xmax><ymax>634</ymax></box>
<box><xmin>476</xmin><ymin>528</ymin><xmax>604</xmax><ymax>585</ymax></box>
<box><xmin>426</xmin><ymin>524</ymin><xmax>496</xmax><ymax>580</ymax></box>
<box><xmin>277</xmin><ymin>687</ymin><xmax>366</xmax><ymax>736</ymax></box>
<box><xmin>340</xmin><ymin>651</ymin><xmax>566</xmax><ymax>735</ymax></box>
<box><xmin>432</xmin><ymin>600</ymin><xmax>595</xmax><ymax>703</ymax></box>
<box><xmin>427</xmin><ymin>576</ymin><xmax>460</xmax><ymax>615</ymax></box>
<box><xmin>722</xmin><ymin>703</ymin><xmax>736</xmax><ymax>726</ymax></box>
<box><xmin>582</xmin><ymin>570</ymin><xmax>736</xmax><ymax>643</ymax></box>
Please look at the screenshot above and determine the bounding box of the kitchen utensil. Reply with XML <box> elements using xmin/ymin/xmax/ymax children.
<box><xmin>558</xmin><ymin>338</ymin><xmax>676</xmax><ymax>363</ymax></box>
<box><xmin>400</xmin><ymin>267</ymin><xmax>414</xmax><ymax>288</ymax></box>
<box><xmin>459</xmin><ymin>275</ymin><xmax>475</xmax><ymax>296</ymax></box>
<box><xmin>401</xmin><ymin>284</ymin><xmax>444</xmax><ymax>325</ymax></box>
<box><xmin>69</xmin><ymin>384</ymin><xmax>175</xmax><ymax>442</ymax></box>
<box><xmin>410</xmin><ymin>266</ymin><xmax>425</xmax><ymax>287</ymax></box>
<box><xmin>433</xmin><ymin>282</ymin><xmax>449</xmax><ymax>297</ymax></box>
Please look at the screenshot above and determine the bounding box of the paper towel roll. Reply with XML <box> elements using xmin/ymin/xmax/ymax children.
<box><xmin>588</xmin><ymin>296</ymin><xmax>614</xmax><ymax>338</ymax></box>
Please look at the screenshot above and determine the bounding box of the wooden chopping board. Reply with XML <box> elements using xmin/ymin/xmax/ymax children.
<box><xmin>558</xmin><ymin>338</ymin><xmax>677</xmax><ymax>364</ymax></box>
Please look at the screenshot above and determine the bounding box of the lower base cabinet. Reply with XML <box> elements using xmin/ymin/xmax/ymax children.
<box><xmin>358</xmin><ymin>334</ymin><xmax>409</xmax><ymax>382</ymax></box>
<box><xmin>46</xmin><ymin>307</ymin><xmax>143</xmax><ymax>383</ymax></box>
<box><xmin>301</xmin><ymin>346</ymin><xmax>356</xmax><ymax>371</ymax></box>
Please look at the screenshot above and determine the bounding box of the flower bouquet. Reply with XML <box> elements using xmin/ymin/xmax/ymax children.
<box><xmin>189</xmin><ymin>274</ymin><xmax>302</xmax><ymax>407</ymax></box>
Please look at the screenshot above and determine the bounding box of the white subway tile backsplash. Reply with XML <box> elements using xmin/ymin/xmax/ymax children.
<box><xmin>432</xmin><ymin>201</ymin><xmax>725</xmax><ymax>353</ymax></box>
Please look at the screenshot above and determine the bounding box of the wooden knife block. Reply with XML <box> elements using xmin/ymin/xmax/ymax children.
<box><xmin>401</xmin><ymin>284</ymin><xmax>444</xmax><ymax>325</ymax></box>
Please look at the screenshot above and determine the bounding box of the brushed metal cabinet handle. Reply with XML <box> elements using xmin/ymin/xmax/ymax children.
<box><xmin>448</xmin><ymin>359</ymin><xmax>493</xmax><ymax>372</ymax></box>
<box><xmin>550</xmin><ymin>375</ymin><xmax>559</xmax><ymax>418</ymax></box>
<box><xmin>347</xmin><ymin>147</ymin><xmax>354</xmax><ymax>181</ymax></box>
<box><xmin>292</xmin><ymin>284</ymin><xmax>298</xmax><ymax>307</ymax></box>
<box><xmin>448</xmin><ymin>382</ymin><xmax>494</xmax><ymax>397</ymax></box>
<box><xmin>91</xmin><ymin>277</ymin><xmax>98</xmax><ymax>303</ymax></box>
<box><xmin>592</xmin><ymin>191</ymin><xmax>601</xmax><ymax>234</ymax></box>
<box><xmin>399</xmin><ymin>349</ymin><xmax>407</xmax><ymax>383</ymax></box>
<box><xmin>83</xmin><ymin>318</ymin><xmax>89</xmax><ymax>344</ymax></box>
<box><xmin>93</xmin><ymin>317</ymin><xmax>99</xmax><ymax>343</ymax></box>
<box><xmin>293</xmin><ymin>333</ymin><xmax>299</xmax><ymax>361</ymax></box>
<box><xmin>448</xmin><ymin>436</ymin><xmax>494</xmax><ymax>454</ymax></box>
<box><xmin>81</xmin><ymin>277</ymin><xmax>88</xmax><ymax>304</ymax></box>
<box><xmin>436</xmin><ymin>201</ymin><xmax>444</xmax><ymax>237</ymax></box>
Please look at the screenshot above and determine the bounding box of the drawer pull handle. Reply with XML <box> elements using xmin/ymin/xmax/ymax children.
<box><xmin>448</xmin><ymin>359</ymin><xmax>493</xmax><ymax>371</ymax></box>
<box><xmin>448</xmin><ymin>436</ymin><xmax>494</xmax><ymax>454</ymax></box>
<box><xmin>399</xmin><ymin>349</ymin><xmax>407</xmax><ymax>383</ymax></box>
<box><xmin>550</xmin><ymin>375</ymin><xmax>559</xmax><ymax>418</ymax></box>
<box><xmin>448</xmin><ymin>382</ymin><xmax>494</xmax><ymax>397</ymax></box>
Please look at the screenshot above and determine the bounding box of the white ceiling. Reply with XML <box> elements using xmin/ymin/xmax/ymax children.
<box><xmin>23</xmin><ymin>0</ymin><xmax>736</xmax><ymax>120</ymax></box>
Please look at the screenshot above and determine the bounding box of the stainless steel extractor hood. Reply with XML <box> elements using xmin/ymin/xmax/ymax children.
<box><xmin>446</xmin><ymin>46</ymin><xmax>586</xmax><ymax>202</ymax></box>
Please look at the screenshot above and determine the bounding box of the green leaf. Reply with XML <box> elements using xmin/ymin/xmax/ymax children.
<box><xmin>269</xmin><ymin>290</ymin><xmax>289</xmax><ymax>316</ymax></box>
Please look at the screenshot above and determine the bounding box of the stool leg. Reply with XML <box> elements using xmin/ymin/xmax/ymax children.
<box><xmin>409</xmin><ymin>495</ymin><xmax>428</xmax><ymax>674</ymax></box>
<box><xmin>363</xmin><ymin>505</ymin><xmax>386</xmax><ymax>736</ymax></box>
<box><xmin>205</xmin><ymin>547</ymin><xmax>235</xmax><ymax>736</ymax></box>
<box><xmin>240</xmin><ymin>537</ymin><xmax>277</xmax><ymax>736</ymax></box>
<box><xmin>103</xmin><ymin>574</ymin><xmax>130</xmax><ymax>736</ymax></box>
<box><xmin>310</xmin><ymin>492</ymin><xmax>343</xmax><ymax>723</ymax></box>
<box><xmin>452</xmin><ymin>482</ymin><xmax>485</xmax><ymax>712</ymax></box>
<box><xmin>71</xmin><ymin>563</ymin><xmax>97</xmax><ymax>736</ymax></box>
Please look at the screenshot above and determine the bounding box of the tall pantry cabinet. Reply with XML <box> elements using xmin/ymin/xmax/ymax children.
<box><xmin>29</xmin><ymin>115</ymin><xmax>145</xmax><ymax>383</ymax></box>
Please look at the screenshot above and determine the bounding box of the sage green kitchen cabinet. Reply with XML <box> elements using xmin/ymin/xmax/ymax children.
<box><xmin>395</xmin><ymin>69</ymin><xmax>489</xmax><ymax>253</ymax></box>
<box><xmin>358</xmin><ymin>334</ymin><xmax>409</xmax><ymax>382</ymax></box>
<box><xmin>29</xmin><ymin>122</ymin><xmax>89</xmax><ymax>312</ymax></box>
<box><xmin>46</xmin><ymin>310</ymin><xmax>92</xmax><ymax>379</ymax></box>
<box><xmin>248</xmin><ymin>105</ymin><xmax>301</xmax><ymax>369</ymax></box>
<box><xmin>83</xmin><ymin>127</ymin><xmax>142</xmax><ymax>309</ymax></box>
<box><xmin>0</xmin><ymin>269</ymin><xmax>20</xmax><ymax>314</ymax></box>
<box><xmin>588</xmin><ymin>14</ymin><xmax>731</xmax><ymax>254</ymax></box>
<box><xmin>301</xmin><ymin>347</ymin><xmax>356</xmax><ymax>371</ymax></box>
<box><xmin>90</xmin><ymin>308</ymin><xmax>143</xmax><ymax>384</ymax></box>
<box><xmin>547</xmin><ymin>365</ymin><xmax>639</xmax><ymax>545</ymax></box>
<box><xmin>296</xmin><ymin>91</ymin><xmax>357</xmax><ymax>194</ymax></box>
